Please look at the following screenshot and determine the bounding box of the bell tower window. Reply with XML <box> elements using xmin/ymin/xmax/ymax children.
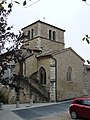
<box><xmin>49</xmin><ymin>30</ymin><xmax>52</xmax><ymax>40</ymax></box>
<box><xmin>53</xmin><ymin>31</ymin><xmax>56</xmax><ymax>40</ymax></box>
<box><xmin>31</xmin><ymin>29</ymin><xmax>34</xmax><ymax>39</ymax></box>
<box><xmin>28</xmin><ymin>30</ymin><xmax>30</xmax><ymax>39</ymax></box>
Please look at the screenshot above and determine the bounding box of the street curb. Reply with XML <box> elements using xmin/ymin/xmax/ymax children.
<box><xmin>11</xmin><ymin>100</ymin><xmax>73</xmax><ymax>111</ymax></box>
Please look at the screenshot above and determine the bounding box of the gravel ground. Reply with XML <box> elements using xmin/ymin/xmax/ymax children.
<box><xmin>36</xmin><ymin>112</ymin><xmax>84</xmax><ymax>120</ymax></box>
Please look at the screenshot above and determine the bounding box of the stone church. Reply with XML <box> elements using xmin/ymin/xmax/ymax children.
<box><xmin>1</xmin><ymin>20</ymin><xmax>90</xmax><ymax>103</ymax></box>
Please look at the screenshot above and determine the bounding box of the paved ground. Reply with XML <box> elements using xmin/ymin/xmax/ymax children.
<box><xmin>37</xmin><ymin>112</ymin><xmax>84</xmax><ymax>120</ymax></box>
<box><xmin>0</xmin><ymin>110</ymin><xmax>23</xmax><ymax>120</ymax></box>
<box><xmin>0</xmin><ymin>110</ymin><xmax>84</xmax><ymax>120</ymax></box>
<box><xmin>1</xmin><ymin>102</ymin><xmax>56</xmax><ymax>110</ymax></box>
<box><xmin>36</xmin><ymin>111</ymin><xmax>70</xmax><ymax>120</ymax></box>
<box><xmin>0</xmin><ymin>102</ymin><xmax>84</xmax><ymax>120</ymax></box>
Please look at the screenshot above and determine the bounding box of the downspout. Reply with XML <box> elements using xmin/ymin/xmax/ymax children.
<box><xmin>52</xmin><ymin>57</ymin><xmax>57</xmax><ymax>102</ymax></box>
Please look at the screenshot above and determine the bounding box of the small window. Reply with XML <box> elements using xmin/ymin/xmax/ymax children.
<box><xmin>49</xmin><ymin>30</ymin><xmax>52</xmax><ymax>40</ymax></box>
<box><xmin>53</xmin><ymin>31</ymin><xmax>56</xmax><ymax>40</ymax></box>
<box><xmin>31</xmin><ymin>29</ymin><xmax>34</xmax><ymax>39</ymax></box>
<box><xmin>67</xmin><ymin>66</ymin><xmax>72</xmax><ymax>81</ymax></box>
<box><xmin>28</xmin><ymin>30</ymin><xmax>30</xmax><ymax>39</ymax></box>
<box><xmin>39</xmin><ymin>67</ymin><xmax>46</xmax><ymax>85</ymax></box>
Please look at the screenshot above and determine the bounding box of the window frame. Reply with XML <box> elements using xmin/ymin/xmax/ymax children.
<box><xmin>39</xmin><ymin>67</ymin><xmax>46</xmax><ymax>85</ymax></box>
<box><xmin>67</xmin><ymin>66</ymin><xmax>72</xmax><ymax>81</ymax></box>
<box><xmin>53</xmin><ymin>31</ymin><xmax>56</xmax><ymax>41</ymax></box>
<box><xmin>28</xmin><ymin>30</ymin><xmax>30</xmax><ymax>39</ymax></box>
<box><xmin>49</xmin><ymin>29</ymin><xmax>52</xmax><ymax>40</ymax></box>
<box><xmin>31</xmin><ymin>29</ymin><xmax>34</xmax><ymax>39</ymax></box>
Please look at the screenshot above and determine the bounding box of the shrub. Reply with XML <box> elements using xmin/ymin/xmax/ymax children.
<box><xmin>0</xmin><ymin>91</ymin><xmax>8</xmax><ymax>103</ymax></box>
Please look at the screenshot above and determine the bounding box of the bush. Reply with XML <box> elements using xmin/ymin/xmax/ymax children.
<box><xmin>0</xmin><ymin>91</ymin><xmax>8</xmax><ymax>103</ymax></box>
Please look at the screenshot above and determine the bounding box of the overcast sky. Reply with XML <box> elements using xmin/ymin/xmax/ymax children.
<box><xmin>8</xmin><ymin>0</ymin><xmax>90</xmax><ymax>62</ymax></box>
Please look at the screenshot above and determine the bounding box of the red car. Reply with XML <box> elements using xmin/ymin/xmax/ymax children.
<box><xmin>69</xmin><ymin>97</ymin><xmax>90</xmax><ymax>119</ymax></box>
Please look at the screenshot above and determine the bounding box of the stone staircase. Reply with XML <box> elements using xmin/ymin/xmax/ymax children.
<box><xmin>29</xmin><ymin>78</ymin><xmax>50</xmax><ymax>102</ymax></box>
<box><xmin>14</xmin><ymin>74</ymin><xmax>50</xmax><ymax>103</ymax></box>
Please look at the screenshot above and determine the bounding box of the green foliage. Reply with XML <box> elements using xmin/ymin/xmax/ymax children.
<box><xmin>83</xmin><ymin>35</ymin><xmax>90</xmax><ymax>44</ymax></box>
<box><xmin>0</xmin><ymin>0</ymin><xmax>31</xmax><ymax>8</ymax></box>
<box><xmin>0</xmin><ymin>1</ymin><xmax>17</xmax><ymax>53</ymax></box>
<box><xmin>0</xmin><ymin>91</ymin><xmax>8</xmax><ymax>103</ymax></box>
<box><xmin>14</xmin><ymin>1</ymin><xmax>20</xmax><ymax>5</ymax></box>
<box><xmin>23</xmin><ymin>0</ymin><xmax>27</xmax><ymax>6</ymax></box>
<box><xmin>0</xmin><ymin>0</ymin><xmax>27</xmax><ymax>55</ymax></box>
<box><xmin>82</xmin><ymin>35</ymin><xmax>90</xmax><ymax>64</ymax></box>
<box><xmin>82</xmin><ymin>0</ymin><xmax>86</xmax><ymax>2</ymax></box>
<box><xmin>0</xmin><ymin>0</ymin><xmax>35</xmax><ymax>93</ymax></box>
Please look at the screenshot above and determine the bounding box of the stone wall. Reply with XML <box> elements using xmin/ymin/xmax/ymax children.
<box><xmin>87</xmin><ymin>69</ymin><xmax>90</xmax><ymax>96</ymax></box>
<box><xmin>40</xmin><ymin>21</ymin><xmax>65</xmax><ymax>44</ymax></box>
<box><xmin>25</xmin><ymin>54</ymin><xmax>38</xmax><ymax>77</ymax></box>
<box><xmin>37</xmin><ymin>57</ymin><xmax>51</xmax><ymax>89</ymax></box>
<box><xmin>22</xmin><ymin>20</ymin><xmax>65</xmax><ymax>52</ymax></box>
<box><xmin>8</xmin><ymin>88</ymin><xmax>16</xmax><ymax>104</ymax></box>
<box><xmin>22</xmin><ymin>20</ymin><xmax>65</xmax><ymax>45</ymax></box>
<box><xmin>23</xmin><ymin>38</ymin><xmax>64</xmax><ymax>53</ymax></box>
<box><xmin>54</xmin><ymin>49</ymin><xmax>84</xmax><ymax>101</ymax></box>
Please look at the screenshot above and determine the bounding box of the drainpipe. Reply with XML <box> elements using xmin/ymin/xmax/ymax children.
<box><xmin>52</xmin><ymin>57</ymin><xmax>57</xmax><ymax>102</ymax></box>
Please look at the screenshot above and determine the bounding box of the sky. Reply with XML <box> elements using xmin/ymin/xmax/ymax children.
<box><xmin>8</xmin><ymin>0</ymin><xmax>90</xmax><ymax>62</ymax></box>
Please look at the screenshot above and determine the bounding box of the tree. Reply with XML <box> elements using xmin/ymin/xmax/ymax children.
<box><xmin>0</xmin><ymin>1</ymin><xmax>26</xmax><ymax>103</ymax></box>
<box><xmin>83</xmin><ymin>35</ymin><xmax>90</xmax><ymax>44</ymax></box>
<box><xmin>82</xmin><ymin>0</ymin><xmax>90</xmax><ymax>64</ymax></box>
<box><xmin>82</xmin><ymin>0</ymin><xmax>90</xmax><ymax>44</ymax></box>
<box><xmin>0</xmin><ymin>90</ymin><xmax>8</xmax><ymax>103</ymax></box>
<box><xmin>0</xmin><ymin>0</ymin><xmax>40</xmax><ymax>103</ymax></box>
<box><xmin>82</xmin><ymin>35</ymin><xmax>90</xmax><ymax>64</ymax></box>
<box><xmin>0</xmin><ymin>0</ymin><xmax>40</xmax><ymax>53</ymax></box>
<box><xmin>0</xmin><ymin>0</ymin><xmax>24</xmax><ymax>54</ymax></box>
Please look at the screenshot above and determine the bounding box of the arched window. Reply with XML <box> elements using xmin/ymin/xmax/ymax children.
<box><xmin>49</xmin><ymin>30</ymin><xmax>52</xmax><ymax>40</ymax></box>
<box><xmin>39</xmin><ymin>67</ymin><xmax>46</xmax><ymax>85</ymax></box>
<box><xmin>28</xmin><ymin>30</ymin><xmax>30</xmax><ymax>39</ymax></box>
<box><xmin>31</xmin><ymin>29</ymin><xmax>34</xmax><ymax>39</ymax></box>
<box><xmin>67</xmin><ymin>66</ymin><xmax>72</xmax><ymax>81</ymax></box>
<box><xmin>53</xmin><ymin>31</ymin><xmax>56</xmax><ymax>40</ymax></box>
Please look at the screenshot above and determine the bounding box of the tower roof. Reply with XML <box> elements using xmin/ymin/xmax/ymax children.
<box><xmin>22</xmin><ymin>20</ymin><xmax>65</xmax><ymax>32</ymax></box>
